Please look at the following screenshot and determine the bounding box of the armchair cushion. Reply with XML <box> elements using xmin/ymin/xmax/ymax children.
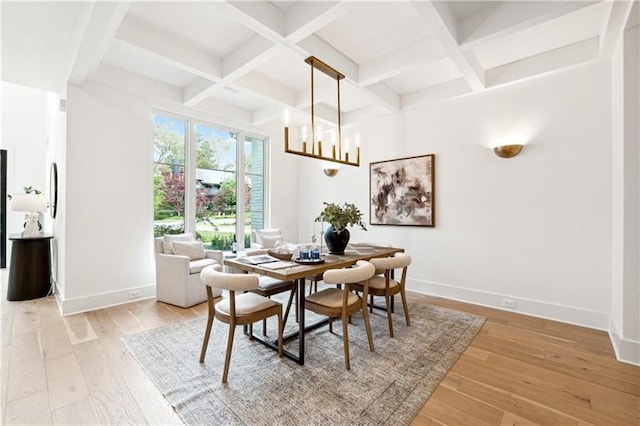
<box><xmin>259</xmin><ymin>235</ymin><xmax>282</xmax><ymax>249</ymax></box>
<box><xmin>173</xmin><ymin>241</ymin><xmax>206</xmax><ymax>260</ymax></box>
<box><xmin>189</xmin><ymin>258</ymin><xmax>218</xmax><ymax>274</ymax></box>
<box><xmin>163</xmin><ymin>233</ymin><xmax>194</xmax><ymax>254</ymax></box>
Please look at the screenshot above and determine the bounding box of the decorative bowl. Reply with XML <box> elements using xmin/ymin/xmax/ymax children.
<box><xmin>267</xmin><ymin>250</ymin><xmax>293</xmax><ymax>261</ymax></box>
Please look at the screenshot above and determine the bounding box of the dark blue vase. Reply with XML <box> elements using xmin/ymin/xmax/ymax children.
<box><xmin>324</xmin><ymin>226</ymin><xmax>350</xmax><ymax>255</ymax></box>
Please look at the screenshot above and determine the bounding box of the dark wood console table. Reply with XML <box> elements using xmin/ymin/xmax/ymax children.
<box><xmin>7</xmin><ymin>233</ymin><xmax>53</xmax><ymax>301</ymax></box>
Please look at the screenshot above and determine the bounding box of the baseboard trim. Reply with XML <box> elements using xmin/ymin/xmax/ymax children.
<box><xmin>609</xmin><ymin>319</ymin><xmax>640</xmax><ymax>366</ymax></box>
<box><xmin>57</xmin><ymin>283</ymin><xmax>156</xmax><ymax>316</ymax></box>
<box><xmin>406</xmin><ymin>278</ymin><xmax>610</xmax><ymax>331</ymax></box>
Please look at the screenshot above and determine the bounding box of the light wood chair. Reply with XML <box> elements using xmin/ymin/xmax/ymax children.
<box><xmin>305</xmin><ymin>260</ymin><xmax>376</xmax><ymax>370</ymax></box>
<box><xmin>199</xmin><ymin>266</ymin><xmax>283</xmax><ymax>383</ymax></box>
<box><xmin>244</xmin><ymin>249</ymin><xmax>297</xmax><ymax>332</ymax></box>
<box><xmin>351</xmin><ymin>253</ymin><xmax>412</xmax><ymax>337</ymax></box>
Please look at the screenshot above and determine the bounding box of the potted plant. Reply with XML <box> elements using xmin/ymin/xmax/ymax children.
<box><xmin>315</xmin><ymin>202</ymin><xmax>367</xmax><ymax>254</ymax></box>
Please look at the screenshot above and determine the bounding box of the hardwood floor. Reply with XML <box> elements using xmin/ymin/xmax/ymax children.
<box><xmin>1</xmin><ymin>271</ymin><xmax>638</xmax><ymax>425</ymax></box>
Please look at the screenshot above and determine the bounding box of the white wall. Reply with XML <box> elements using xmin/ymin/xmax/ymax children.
<box><xmin>62</xmin><ymin>81</ymin><xmax>298</xmax><ymax>314</ymax></box>
<box><xmin>298</xmin><ymin>61</ymin><xmax>613</xmax><ymax>330</ymax></box>
<box><xmin>0</xmin><ymin>82</ymin><xmax>48</xmax><ymax>262</ymax></box>
<box><xmin>610</xmin><ymin>23</ymin><xmax>640</xmax><ymax>365</ymax></box>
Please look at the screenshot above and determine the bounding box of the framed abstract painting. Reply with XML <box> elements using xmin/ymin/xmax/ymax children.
<box><xmin>370</xmin><ymin>154</ymin><xmax>435</xmax><ymax>227</ymax></box>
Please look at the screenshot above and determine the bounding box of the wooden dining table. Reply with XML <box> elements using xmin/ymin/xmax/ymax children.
<box><xmin>224</xmin><ymin>245</ymin><xmax>404</xmax><ymax>365</ymax></box>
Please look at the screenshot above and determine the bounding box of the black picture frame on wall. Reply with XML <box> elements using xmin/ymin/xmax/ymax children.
<box><xmin>370</xmin><ymin>154</ymin><xmax>435</xmax><ymax>227</ymax></box>
<box><xmin>49</xmin><ymin>162</ymin><xmax>58</xmax><ymax>219</ymax></box>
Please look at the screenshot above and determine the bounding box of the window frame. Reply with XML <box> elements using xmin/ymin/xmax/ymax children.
<box><xmin>153</xmin><ymin>110</ymin><xmax>270</xmax><ymax>249</ymax></box>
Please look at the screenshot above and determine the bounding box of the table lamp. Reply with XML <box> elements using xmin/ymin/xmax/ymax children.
<box><xmin>10</xmin><ymin>193</ymin><xmax>48</xmax><ymax>237</ymax></box>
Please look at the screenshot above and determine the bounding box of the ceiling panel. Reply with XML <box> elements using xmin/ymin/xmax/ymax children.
<box><xmin>125</xmin><ymin>2</ymin><xmax>255</xmax><ymax>58</ymax></box>
<box><xmin>102</xmin><ymin>40</ymin><xmax>197</xmax><ymax>88</ymax></box>
<box><xmin>383</xmin><ymin>58</ymin><xmax>462</xmax><ymax>95</ymax></box>
<box><xmin>315</xmin><ymin>2</ymin><xmax>430</xmax><ymax>64</ymax></box>
<box><xmin>474</xmin><ymin>1</ymin><xmax>606</xmax><ymax>69</ymax></box>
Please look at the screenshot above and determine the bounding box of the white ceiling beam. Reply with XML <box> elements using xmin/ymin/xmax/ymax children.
<box><xmin>183</xmin><ymin>78</ymin><xmax>218</xmax><ymax>106</ymax></box>
<box><xmin>222</xmin><ymin>35</ymin><xmax>277</xmax><ymax>79</ymax></box>
<box><xmin>459</xmin><ymin>1</ymin><xmax>597</xmax><ymax>49</ymax></box>
<box><xmin>364</xmin><ymin>83</ymin><xmax>401</xmax><ymax>112</ymax></box>
<box><xmin>235</xmin><ymin>73</ymin><xmax>298</xmax><ymax>107</ymax></box>
<box><xmin>486</xmin><ymin>38</ymin><xmax>599</xmax><ymax>88</ymax></box>
<box><xmin>342</xmin><ymin>105</ymin><xmax>389</xmax><ymax>127</ymax></box>
<box><xmin>411</xmin><ymin>1</ymin><xmax>485</xmax><ymax>91</ymax></box>
<box><xmin>297</xmin><ymin>34</ymin><xmax>359</xmax><ymax>81</ymax></box>
<box><xmin>285</xmin><ymin>2</ymin><xmax>352</xmax><ymax>43</ymax></box>
<box><xmin>69</xmin><ymin>1</ymin><xmax>130</xmax><ymax>85</ymax></box>
<box><xmin>196</xmin><ymin>97</ymin><xmax>253</xmax><ymax>125</ymax></box>
<box><xmin>211</xmin><ymin>2</ymin><xmax>397</xmax><ymax>116</ymax></box>
<box><xmin>115</xmin><ymin>21</ymin><xmax>222</xmax><ymax>81</ymax></box>
<box><xmin>214</xmin><ymin>1</ymin><xmax>286</xmax><ymax>44</ymax></box>
<box><xmin>91</xmin><ymin>63</ymin><xmax>183</xmax><ymax>104</ymax></box>
<box><xmin>599</xmin><ymin>0</ymin><xmax>635</xmax><ymax>59</ymax></box>
<box><xmin>358</xmin><ymin>36</ymin><xmax>446</xmax><ymax>86</ymax></box>
<box><xmin>401</xmin><ymin>79</ymin><xmax>472</xmax><ymax>110</ymax></box>
<box><xmin>252</xmin><ymin>105</ymin><xmax>284</xmax><ymax>126</ymax></box>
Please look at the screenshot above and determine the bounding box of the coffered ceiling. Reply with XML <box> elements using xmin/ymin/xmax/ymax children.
<box><xmin>2</xmin><ymin>1</ymin><xmax>637</xmax><ymax>131</ymax></box>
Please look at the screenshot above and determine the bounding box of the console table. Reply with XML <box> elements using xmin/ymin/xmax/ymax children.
<box><xmin>7</xmin><ymin>233</ymin><xmax>53</xmax><ymax>301</ymax></box>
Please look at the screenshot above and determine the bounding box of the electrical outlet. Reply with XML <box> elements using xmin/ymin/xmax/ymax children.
<box><xmin>503</xmin><ymin>298</ymin><xmax>517</xmax><ymax>309</ymax></box>
<box><xmin>129</xmin><ymin>290</ymin><xmax>141</xmax><ymax>299</ymax></box>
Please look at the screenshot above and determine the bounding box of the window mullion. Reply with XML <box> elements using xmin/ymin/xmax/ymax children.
<box><xmin>237</xmin><ymin>131</ymin><xmax>246</xmax><ymax>249</ymax></box>
<box><xmin>185</xmin><ymin>120</ymin><xmax>197</xmax><ymax>235</ymax></box>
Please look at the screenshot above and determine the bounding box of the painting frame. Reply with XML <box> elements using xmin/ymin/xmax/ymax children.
<box><xmin>369</xmin><ymin>154</ymin><xmax>435</xmax><ymax>227</ymax></box>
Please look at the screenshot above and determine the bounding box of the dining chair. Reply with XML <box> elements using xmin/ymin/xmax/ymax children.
<box><xmin>199</xmin><ymin>266</ymin><xmax>283</xmax><ymax>383</ymax></box>
<box><xmin>305</xmin><ymin>260</ymin><xmax>376</xmax><ymax>370</ymax></box>
<box><xmin>244</xmin><ymin>249</ymin><xmax>297</xmax><ymax>333</ymax></box>
<box><xmin>351</xmin><ymin>253</ymin><xmax>412</xmax><ymax>337</ymax></box>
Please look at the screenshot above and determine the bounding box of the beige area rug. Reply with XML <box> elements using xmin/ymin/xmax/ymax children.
<box><xmin>124</xmin><ymin>298</ymin><xmax>484</xmax><ymax>425</ymax></box>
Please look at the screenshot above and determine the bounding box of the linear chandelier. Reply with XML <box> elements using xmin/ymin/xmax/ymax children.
<box><xmin>284</xmin><ymin>56</ymin><xmax>360</xmax><ymax>167</ymax></box>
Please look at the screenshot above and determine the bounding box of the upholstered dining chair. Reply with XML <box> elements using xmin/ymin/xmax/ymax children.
<box><xmin>351</xmin><ymin>253</ymin><xmax>412</xmax><ymax>337</ymax></box>
<box><xmin>305</xmin><ymin>260</ymin><xmax>376</xmax><ymax>370</ymax></box>
<box><xmin>199</xmin><ymin>266</ymin><xmax>283</xmax><ymax>383</ymax></box>
<box><xmin>244</xmin><ymin>249</ymin><xmax>297</xmax><ymax>333</ymax></box>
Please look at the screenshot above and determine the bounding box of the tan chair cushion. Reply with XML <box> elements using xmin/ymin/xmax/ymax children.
<box><xmin>215</xmin><ymin>292</ymin><xmax>280</xmax><ymax>316</ymax></box>
<box><xmin>306</xmin><ymin>287</ymin><xmax>359</xmax><ymax>309</ymax></box>
<box><xmin>258</xmin><ymin>276</ymin><xmax>294</xmax><ymax>291</ymax></box>
<box><xmin>173</xmin><ymin>241</ymin><xmax>206</xmax><ymax>260</ymax></box>
<box><xmin>189</xmin><ymin>258</ymin><xmax>218</xmax><ymax>274</ymax></box>
<box><xmin>367</xmin><ymin>275</ymin><xmax>400</xmax><ymax>291</ymax></box>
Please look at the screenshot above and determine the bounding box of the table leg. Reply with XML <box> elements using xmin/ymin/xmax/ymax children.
<box><xmin>297</xmin><ymin>277</ymin><xmax>305</xmax><ymax>365</ymax></box>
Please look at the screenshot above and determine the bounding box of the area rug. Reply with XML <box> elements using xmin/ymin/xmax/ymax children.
<box><xmin>124</xmin><ymin>300</ymin><xmax>484</xmax><ymax>425</ymax></box>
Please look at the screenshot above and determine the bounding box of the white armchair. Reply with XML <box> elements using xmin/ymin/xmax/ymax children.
<box><xmin>154</xmin><ymin>233</ymin><xmax>223</xmax><ymax>308</ymax></box>
<box><xmin>251</xmin><ymin>228</ymin><xmax>284</xmax><ymax>249</ymax></box>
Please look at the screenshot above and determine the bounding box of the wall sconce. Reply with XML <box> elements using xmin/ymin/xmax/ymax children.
<box><xmin>323</xmin><ymin>168</ymin><xmax>338</xmax><ymax>177</ymax></box>
<box><xmin>493</xmin><ymin>144</ymin><xmax>524</xmax><ymax>158</ymax></box>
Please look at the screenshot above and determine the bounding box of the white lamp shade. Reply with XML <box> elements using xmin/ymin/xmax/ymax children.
<box><xmin>11</xmin><ymin>193</ymin><xmax>48</xmax><ymax>212</ymax></box>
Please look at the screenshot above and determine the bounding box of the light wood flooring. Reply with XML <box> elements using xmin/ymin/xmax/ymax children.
<box><xmin>1</xmin><ymin>271</ymin><xmax>638</xmax><ymax>425</ymax></box>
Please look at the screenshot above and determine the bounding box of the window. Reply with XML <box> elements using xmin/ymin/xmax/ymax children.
<box><xmin>153</xmin><ymin>113</ymin><xmax>267</xmax><ymax>250</ymax></box>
